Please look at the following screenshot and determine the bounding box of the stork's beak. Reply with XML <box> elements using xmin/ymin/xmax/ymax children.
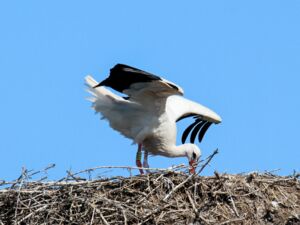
<box><xmin>189</xmin><ymin>160</ymin><xmax>196</xmax><ymax>174</ymax></box>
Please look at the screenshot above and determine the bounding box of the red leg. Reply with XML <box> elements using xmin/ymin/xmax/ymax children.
<box><xmin>136</xmin><ymin>144</ymin><xmax>144</xmax><ymax>174</ymax></box>
<box><xmin>143</xmin><ymin>150</ymin><xmax>150</xmax><ymax>174</ymax></box>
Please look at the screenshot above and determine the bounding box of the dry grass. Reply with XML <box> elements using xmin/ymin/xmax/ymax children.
<box><xmin>0</xmin><ymin>153</ymin><xmax>299</xmax><ymax>225</ymax></box>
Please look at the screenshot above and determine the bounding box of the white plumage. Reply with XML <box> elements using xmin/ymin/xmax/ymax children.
<box><xmin>85</xmin><ymin>64</ymin><xmax>221</xmax><ymax>174</ymax></box>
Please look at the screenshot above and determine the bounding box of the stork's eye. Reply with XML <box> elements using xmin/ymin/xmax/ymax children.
<box><xmin>192</xmin><ymin>152</ymin><xmax>197</xmax><ymax>160</ymax></box>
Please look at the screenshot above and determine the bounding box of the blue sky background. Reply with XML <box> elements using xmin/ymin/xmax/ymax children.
<box><xmin>0</xmin><ymin>1</ymin><xmax>299</xmax><ymax>181</ymax></box>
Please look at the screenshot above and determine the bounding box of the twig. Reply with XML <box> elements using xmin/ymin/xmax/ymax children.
<box><xmin>186</xmin><ymin>190</ymin><xmax>198</xmax><ymax>215</ymax></box>
<box><xmin>142</xmin><ymin>204</ymin><xmax>172</xmax><ymax>222</ymax></box>
<box><xmin>196</xmin><ymin>148</ymin><xmax>219</xmax><ymax>175</ymax></box>
<box><xmin>122</xmin><ymin>209</ymin><xmax>128</xmax><ymax>225</ymax></box>
<box><xmin>228</xmin><ymin>193</ymin><xmax>239</xmax><ymax>217</ymax></box>
<box><xmin>99</xmin><ymin>211</ymin><xmax>110</xmax><ymax>225</ymax></box>
<box><xmin>66</xmin><ymin>164</ymin><xmax>187</xmax><ymax>178</ymax></box>
<box><xmin>219</xmin><ymin>217</ymin><xmax>245</xmax><ymax>225</ymax></box>
<box><xmin>87</xmin><ymin>202</ymin><xmax>109</xmax><ymax>225</ymax></box>
<box><xmin>90</xmin><ymin>207</ymin><xmax>96</xmax><ymax>225</ymax></box>
<box><xmin>163</xmin><ymin>149</ymin><xmax>219</xmax><ymax>201</ymax></box>
<box><xmin>17</xmin><ymin>205</ymin><xmax>48</xmax><ymax>224</ymax></box>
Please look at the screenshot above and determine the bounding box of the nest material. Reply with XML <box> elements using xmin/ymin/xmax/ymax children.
<box><xmin>0</xmin><ymin>171</ymin><xmax>299</xmax><ymax>225</ymax></box>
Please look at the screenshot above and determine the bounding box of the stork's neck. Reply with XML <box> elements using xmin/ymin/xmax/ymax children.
<box><xmin>165</xmin><ymin>144</ymin><xmax>188</xmax><ymax>158</ymax></box>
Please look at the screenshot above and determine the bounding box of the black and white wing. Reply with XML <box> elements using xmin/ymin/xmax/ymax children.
<box><xmin>94</xmin><ymin>64</ymin><xmax>184</xmax><ymax>102</ymax></box>
<box><xmin>166</xmin><ymin>95</ymin><xmax>222</xmax><ymax>144</ymax></box>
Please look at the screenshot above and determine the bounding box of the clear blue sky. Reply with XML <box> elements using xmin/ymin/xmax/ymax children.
<box><xmin>1</xmin><ymin>1</ymin><xmax>299</xmax><ymax>181</ymax></box>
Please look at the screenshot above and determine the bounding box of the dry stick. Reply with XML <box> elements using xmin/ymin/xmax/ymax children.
<box><xmin>88</xmin><ymin>202</ymin><xmax>109</xmax><ymax>225</ymax></box>
<box><xmin>228</xmin><ymin>193</ymin><xmax>240</xmax><ymax>217</ymax></box>
<box><xmin>17</xmin><ymin>205</ymin><xmax>48</xmax><ymax>224</ymax></box>
<box><xmin>223</xmin><ymin>181</ymin><xmax>240</xmax><ymax>217</ymax></box>
<box><xmin>29</xmin><ymin>163</ymin><xmax>55</xmax><ymax>179</ymax></box>
<box><xmin>122</xmin><ymin>209</ymin><xmax>128</xmax><ymax>225</ymax></box>
<box><xmin>156</xmin><ymin>211</ymin><xmax>166</xmax><ymax>224</ymax></box>
<box><xmin>99</xmin><ymin>211</ymin><xmax>110</xmax><ymax>225</ymax></box>
<box><xmin>66</xmin><ymin>170</ymin><xmax>85</xmax><ymax>182</ymax></box>
<box><xmin>185</xmin><ymin>190</ymin><xmax>198</xmax><ymax>215</ymax></box>
<box><xmin>142</xmin><ymin>204</ymin><xmax>172</xmax><ymax>223</ymax></box>
<box><xmin>90</xmin><ymin>208</ymin><xmax>96</xmax><ymax>225</ymax></box>
<box><xmin>219</xmin><ymin>217</ymin><xmax>245</xmax><ymax>225</ymax></box>
<box><xmin>66</xmin><ymin>164</ymin><xmax>187</xmax><ymax>178</ymax></box>
<box><xmin>137</xmin><ymin>184</ymin><xmax>162</xmax><ymax>204</ymax></box>
<box><xmin>137</xmin><ymin>173</ymin><xmax>167</xmax><ymax>204</ymax></box>
<box><xmin>163</xmin><ymin>149</ymin><xmax>219</xmax><ymax>201</ymax></box>
<box><xmin>196</xmin><ymin>148</ymin><xmax>219</xmax><ymax>175</ymax></box>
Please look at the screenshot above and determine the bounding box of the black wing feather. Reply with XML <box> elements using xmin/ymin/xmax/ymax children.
<box><xmin>190</xmin><ymin>121</ymin><xmax>207</xmax><ymax>143</ymax></box>
<box><xmin>95</xmin><ymin>64</ymin><xmax>162</xmax><ymax>93</ymax></box>
<box><xmin>179</xmin><ymin>114</ymin><xmax>214</xmax><ymax>144</ymax></box>
<box><xmin>198</xmin><ymin>122</ymin><xmax>212</xmax><ymax>142</ymax></box>
<box><xmin>181</xmin><ymin>119</ymin><xmax>201</xmax><ymax>144</ymax></box>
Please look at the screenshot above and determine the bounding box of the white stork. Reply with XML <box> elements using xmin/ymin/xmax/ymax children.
<box><xmin>85</xmin><ymin>64</ymin><xmax>221</xmax><ymax>174</ymax></box>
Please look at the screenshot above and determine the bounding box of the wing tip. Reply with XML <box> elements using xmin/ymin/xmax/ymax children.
<box><xmin>85</xmin><ymin>75</ymin><xmax>98</xmax><ymax>88</ymax></box>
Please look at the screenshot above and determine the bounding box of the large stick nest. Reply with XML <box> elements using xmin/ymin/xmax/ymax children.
<box><xmin>0</xmin><ymin>169</ymin><xmax>299</xmax><ymax>225</ymax></box>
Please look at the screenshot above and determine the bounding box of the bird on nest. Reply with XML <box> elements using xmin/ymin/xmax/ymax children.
<box><xmin>85</xmin><ymin>64</ymin><xmax>221</xmax><ymax>174</ymax></box>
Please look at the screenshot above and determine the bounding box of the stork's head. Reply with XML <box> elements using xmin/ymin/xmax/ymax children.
<box><xmin>185</xmin><ymin>144</ymin><xmax>201</xmax><ymax>174</ymax></box>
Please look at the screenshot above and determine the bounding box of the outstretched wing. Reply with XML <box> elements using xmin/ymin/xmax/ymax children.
<box><xmin>166</xmin><ymin>95</ymin><xmax>222</xmax><ymax>144</ymax></box>
<box><xmin>94</xmin><ymin>64</ymin><xmax>184</xmax><ymax>103</ymax></box>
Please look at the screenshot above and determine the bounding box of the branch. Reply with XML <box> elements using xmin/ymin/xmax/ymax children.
<box><xmin>163</xmin><ymin>148</ymin><xmax>219</xmax><ymax>201</ymax></box>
